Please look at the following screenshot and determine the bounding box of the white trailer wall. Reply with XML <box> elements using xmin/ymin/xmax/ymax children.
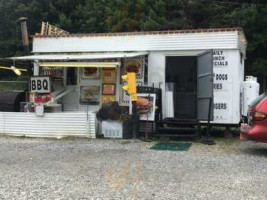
<box><xmin>148</xmin><ymin>49</ymin><xmax>244</xmax><ymax>125</ymax></box>
<box><xmin>213</xmin><ymin>49</ymin><xmax>242</xmax><ymax>124</ymax></box>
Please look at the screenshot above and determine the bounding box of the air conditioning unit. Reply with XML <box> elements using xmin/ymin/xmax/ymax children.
<box><xmin>101</xmin><ymin>120</ymin><xmax>133</xmax><ymax>139</ymax></box>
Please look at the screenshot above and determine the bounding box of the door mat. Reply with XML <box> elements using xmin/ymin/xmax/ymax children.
<box><xmin>150</xmin><ymin>142</ymin><xmax>192</xmax><ymax>151</ymax></box>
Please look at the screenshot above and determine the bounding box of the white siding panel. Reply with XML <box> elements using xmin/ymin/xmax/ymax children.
<box><xmin>0</xmin><ymin>112</ymin><xmax>96</xmax><ymax>138</ymax></box>
<box><xmin>33</xmin><ymin>32</ymin><xmax>239</xmax><ymax>53</ymax></box>
<box><xmin>0</xmin><ymin>112</ymin><xmax>4</xmax><ymax>134</ymax></box>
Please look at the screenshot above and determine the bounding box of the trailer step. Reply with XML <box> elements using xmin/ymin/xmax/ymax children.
<box><xmin>156</xmin><ymin>127</ymin><xmax>199</xmax><ymax>137</ymax></box>
<box><xmin>164</xmin><ymin>118</ymin><xmax>198</xmax><ymax>122</ymax></box>
<box><xmin>157</xmin><ymin>127</ymin><xmax>197</xmax><ymax>132</ymax></box>
<box><xmin>160</xmin><ymin>118</ymin><xmax>198</xmax><ymax>126</ymax></box>
<box><xmin>156</xmin><ymin>118</ymin><xmax>200</xmax><ymax>138</ymax></box>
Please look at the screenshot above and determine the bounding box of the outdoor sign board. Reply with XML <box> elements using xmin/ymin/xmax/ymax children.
<box><xmin>80</xmin><ymin>86</ymin><xmax>100</xmax><ymax>105</ymax></box>
<box><xmin>212</xmin><ymin>49</ymin><xmax>239</xmax><ymax>123</ymax></box>
<box><xmin>130</xmin><ymin>93</ymin><xmax>156</xmax><ymax>121</ymax></box>
<box><xmin>30</xmin><ymin>76</ymin><xmax>51</xmax><ymax>93</ymax></box>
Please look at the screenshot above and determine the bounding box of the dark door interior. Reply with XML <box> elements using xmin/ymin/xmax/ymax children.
<box><xmin>166</xmin><ymin>56</ymin><xmax>197</xmax><ymax>119</ymax></box>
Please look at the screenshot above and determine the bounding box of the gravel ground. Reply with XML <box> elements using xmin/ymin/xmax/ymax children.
<box><xmin>0</xmin><ymin>136</ymin><xmax>267</xmax><ymax>200</ymax></box>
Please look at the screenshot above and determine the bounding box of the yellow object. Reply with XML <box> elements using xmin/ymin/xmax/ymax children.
<box><xmin>39</xmin><ymin>62</ymin><xmax>118</xmax><ymax>68</ymax></box>
<box><xmin>0</xmin><ymin>66</ymin><xmax>27</xmax><ymax>71</ymax></box>
<box><xmin>11</xmin><ymin>66</ymin><xmax>22</xmax><ymax>76</ymax></box>
<box><xmin>131</xmin><ymin>93</ymin><xmax>137</xmax><ymax>102</ymax></box>
<box><xmin>121</xmin><ymin>72</ymin><xmax>137</xmax><ymax>101</ymax></box>
<box><xmin>102</xmin><ymin>96</ymin><xmax>116</xmax><ymax>104</ymax></box>
<box><xmin>0</xmin><ymin>66</ymin><xmax>26</xmax><ymax>76</ymax></box>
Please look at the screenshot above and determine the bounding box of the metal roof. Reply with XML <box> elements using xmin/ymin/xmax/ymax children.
<box><xmin>33</xmin><ymin>27</ymin><xmax>245</xmax><ymax>39</ymax></box>
<box><xmin>32</xmin><ymin>29</ymin><xmax>247</xmax><ymax>54</ymax></box>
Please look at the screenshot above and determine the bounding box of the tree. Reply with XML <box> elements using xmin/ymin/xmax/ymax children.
<box><xmin>73</xmin><ymin>0</ymin><xmax>108</xmax><ymax>33</ymax></box>
<box><xmin>0</xmin><ymin>0</ymin><xmax>266</xmax><ymax>88</ymax></box>
<box><xmin>140</xmin><ymin>0</ymin><xmax>167</xmax><ymax>31</ymax></box>
<box><xmin>208</xmin><ymin>2</ymin><xmax>267</xmax><ymax>90</ymax></box>
<box><xmin>105</xmin><ymin>0</ymin><xmax>142</xmax><ymax>32</ymax></box>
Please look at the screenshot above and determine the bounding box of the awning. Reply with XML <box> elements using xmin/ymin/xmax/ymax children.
<box><xmin>39</xmin><ymin>62</ymin><xmax>119</xmax><ymax>68</ymax></box>
<box><xmin>9</xmin><ymin>52</ymin><xmax>148</xmax><ymax>61</ymax></box>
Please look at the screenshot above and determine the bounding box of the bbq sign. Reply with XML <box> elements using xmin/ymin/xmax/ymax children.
<box><xmin>30</xmin><ymin>77</ymin><xmax>51</xmax><ymax>93</ymax></box>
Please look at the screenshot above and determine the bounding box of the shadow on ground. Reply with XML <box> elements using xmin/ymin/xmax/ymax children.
<box><xmin>241</xmin><ymin>146</ymin><xmax>267</xmax><ymax>157</ymax></box>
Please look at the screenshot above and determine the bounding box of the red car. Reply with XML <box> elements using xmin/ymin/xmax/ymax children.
<box><xmin>241</xmin><ymin>92</ymin><xmax>267</xmax><ymax>142</ymax></box>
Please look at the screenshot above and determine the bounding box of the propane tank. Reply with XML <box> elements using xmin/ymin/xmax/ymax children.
<box><xmin>242</xmin><ymin>76</ymin><xmax>260</xmax><ymax>116</ymax></box>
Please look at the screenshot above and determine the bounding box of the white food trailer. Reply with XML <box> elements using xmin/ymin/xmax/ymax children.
<box><xmin>1</xmin><ymin>27</ymin><xmax>253</xmax><ymax>138</ymax></box>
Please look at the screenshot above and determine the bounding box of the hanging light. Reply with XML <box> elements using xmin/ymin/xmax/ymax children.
<box><xmin>11</xmin><ymin>66</ymin><xmax>22</xmax><ymax>76</ymax></box>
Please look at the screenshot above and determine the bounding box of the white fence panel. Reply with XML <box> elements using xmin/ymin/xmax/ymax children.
<box><xmin>0</xmin><ymin>112</ymin><xmax>96</xmax><ymax>138</ymax></box>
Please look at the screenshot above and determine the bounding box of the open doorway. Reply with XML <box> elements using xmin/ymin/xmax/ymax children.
<box><xmin>165</xmin><ymin>50</ymin><xmax>213</xmax><ymax>122</ymax></box>
<box><xmin>166</xmin><ymin>56</ymin><xmax>197</xmax><ymax>120</ymax></box>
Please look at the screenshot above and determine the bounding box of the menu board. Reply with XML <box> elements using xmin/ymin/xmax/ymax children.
<box><xmin>101</xmin><ymin>68</ymin><xmax>116</xmax><ymax>104</ymax></box>
<box><xmin>80</xmin><ymin>67</ymin><xmax>99</xmax><ymax>79</ymax></box>
<box><xmin>102</xmin><ymin>69</ymin><xmax>116</xmax><ymax>83</ymax></box>
<box><xmin>102</xmin><ymin>96</ymin><xmax>116</xmax><ymax>104</ymax></box>
<box><xmin>80</xmin><ymin>86</ymin><xmax>100</xmax><ymax>105</ymax></box>
<box><xmin>130</xmin><ymin>93</ymin><xmax>156</xmax><ymax>121</ymax></box>
<box><xmin>102</xmin><ymin>83</ymin><xmax>116</xmax><ymax>95</ymax></box>
<box><xmin>213</xmin><ymin>50</ymin><xmax>234</xmax><ymax>122</ymax></box>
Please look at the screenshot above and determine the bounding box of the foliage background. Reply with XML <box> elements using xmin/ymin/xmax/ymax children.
<box><xmin>0</xmin><ymin>0</ymin><xmax>266</xmax><ymax>90</ymax></box>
